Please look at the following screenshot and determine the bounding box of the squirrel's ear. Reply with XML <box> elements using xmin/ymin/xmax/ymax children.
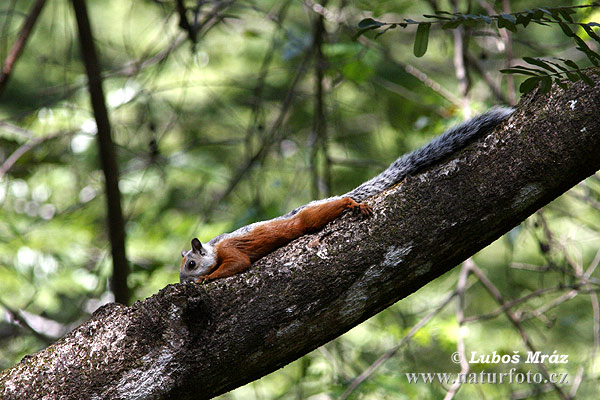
<box><xmin>181</xmin><ymin>250</ymin><xmax>187</xmax><ymax>258</ymax></box>
<box><xmin>191</xmin><ymin>238</ymin><xmax>204</xmax><ymax>254</ymax></box>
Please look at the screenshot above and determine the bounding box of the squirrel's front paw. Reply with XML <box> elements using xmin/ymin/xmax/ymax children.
<box><xmin>195</xmin><ymin>275</ymin><xmax>211</xmax><ymax>283</ymax></box>
<box><xmin>347</xmin><ymin>198</ymin><xmax>373</xmax><ymax>217</ymax></box>
<box><xmin>358</xmin><ymin>203</ymin><xmax>374</xmax><ymax>217</ymax></box>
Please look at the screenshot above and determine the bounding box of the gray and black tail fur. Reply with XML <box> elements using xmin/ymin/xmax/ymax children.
<box><xmin>212</xmin><ymin>107</ymin><xmax>513</xmax><ymax>243</ymax></box>
<box><xmin>346</xmin><ymin>107</ymin><xmax>513</xmax><ymax>201</ymax></box>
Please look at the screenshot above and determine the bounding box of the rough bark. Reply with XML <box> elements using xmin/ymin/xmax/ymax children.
<box><xmin>1</xmin><ymin>77</ymin><xmax>599</xmax><ymax>399</ymax></box>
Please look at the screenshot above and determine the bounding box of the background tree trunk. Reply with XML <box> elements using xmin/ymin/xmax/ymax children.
<box><xmin>72</xmin><ymin>0</ymin><xmax>130</xmax><ymax>305</ymax></box>
<box><xmin>1</xmin><ymin>77</ymin><xmax>599</xmax><ymax>400</ymax></box>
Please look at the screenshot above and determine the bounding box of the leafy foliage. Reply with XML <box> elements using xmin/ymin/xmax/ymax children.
<box><xmin>356</xmin><ymin>4</ymin><xmax>600</xmax><ymax>92</ymax></box>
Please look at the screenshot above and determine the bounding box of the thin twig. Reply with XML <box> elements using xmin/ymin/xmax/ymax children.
<box><xmin>469</xmin><ymin>263</ymin><xmax>570</xmax><ymax>400</ymax></box>
<box><xmin>339</xmin><ymin>290</ymin><xmax>458</xmax><ymax>400</ymax></box>
<box><xmin>0</xmin><ymin>131</ymin><xmax>72</xmax><ymax>178</ymax></box>
<box><xmin>450</xmin><ymin>0</ymin><xmax>471</xmax><ymax>98</ymax></box>
<box><xmin>0</xmin><ymin>299</ymin><xmax>56</xmax><ymax>344</ymax></box>
<box><xmin>199</xmin><ymin>32</ymin><xmax>315</xmax><ymax>220</ymax></box>
<box><xmin>462</xmin><ymin>284</ymin><xmax>573</xmax><ymax>323</ymax></box>
<box><xmin>587</xmin><ymin>249</ymin><xmax>600</xmax><ymax>376</ymax></box>
<box><xmin>466</xmin><ymin>52</ymin><xmax>511</xmax><ymax>104</ymax></box>
<box><xmin>590</xmin><ymin>293</ymin><xmax>599</xmax><ymax>373</ymax></box>
<box><xmin>569</xmin><ymin>366</ymin><xmax>584</xmax><ymax>399</ymax></box>
<box><xmin>478</xmin><ymin>0</ymin><xmax>516</xmax><ymax>104</ymax></box>
<box><xmin>444</xmin><ymin>261</ymin><xmax>471</xmax><ymax>400</ymax></box>
<box><xmin>359</xmin><ymin>37</ymin><xmax>463</xmax><ymax>107</ymax></box>
<box><xmin>502</xmin><ymin>0</ymin><xmax>516</xmax><ymax>104</ymax></box>
<box><xmin>245</xmin><ymin>1</ymin><xmax>292</xmax><ymax>145</ymax></box>
<box><xmin>0</xmin><ymin>0</ymin><xmax>47</xmax><ymax>97</ymax></box>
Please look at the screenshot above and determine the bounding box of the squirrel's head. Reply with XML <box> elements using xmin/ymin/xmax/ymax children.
<box><xmin>179</xmin><ymin>238</ymin><xmax>217</xmax><ymax>283</ymax></box>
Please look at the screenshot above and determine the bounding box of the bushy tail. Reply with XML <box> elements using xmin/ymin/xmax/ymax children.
<box><xmin>346</xmin><ymin>107</ymin><xmax>514</xmax><ymax>201</ymax></box>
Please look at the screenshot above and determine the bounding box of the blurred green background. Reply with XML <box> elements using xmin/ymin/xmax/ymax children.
<box><xmin>1</xmin><ymin>0</ymin><xmax>600</xmax><ymax>398</ymax></box>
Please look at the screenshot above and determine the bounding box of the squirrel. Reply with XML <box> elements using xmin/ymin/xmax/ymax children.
<box><xmin>180</xmin><ymin>107</ymin><xmax>513</xmax><ymax>283</ymax></box>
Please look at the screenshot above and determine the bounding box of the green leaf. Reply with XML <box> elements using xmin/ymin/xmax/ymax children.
<box><xmin>516</xmin><ymin>13</ymin><xmax>533</xmax><ymax>28</ymax></box>
<box><xmin>575</xmin><ymin>35</ymin><xmax>599</xmax><ymax>55</ymax></box>
<box><xmin>519</xmin><ymin>76</ymin><xmax>542</xmax><ymax>93</ymax></box>
<box><xmin>423</xmin><ymin>14</ymin><xmax>451</xmax><ymax>20</ymax></box>
<box><xmin>500</xmin><ymin>68</ymin><xmax>543</xmax><ymax>76</ymax></box>
<box><xmin>531</xmin><ymin>9</ymin><xmax>545</xmax><ymax>20</ymax></box>
<box><xmin>562</xmin><ymin>59</ymin><xmax>580</xmax><ymax>70</ymax></box>
<box><xmin>375</xmin><ymin>24</ymin><xmax>397</xmax><ymax>39</ymax></box>
<box><xmin>582</xmin><ymin>24</ymin><xmax>600</xmax><ymax>43</ymax></box>
<box><xmin>497</xmin><ymin>16</ymin><xmax>517</xmax><ymax>33</ymax></box>
<box><xmin>573</xmin><ymin>35</ymin><xmax>600</xmax><ymax>66</ymax></box>
<box><xmin>558</xmin><ymin>9</ymin><xmax>574</xmax><ymax>23</ymax></box>
<box><xmin>537</xmin><ymin>8</ymin><xmax>553</xmax><ymax>17</ymax></box>
<box><xmin>558</xmin><ymin>22</ymin><xmax>575</xmax><ymax>37</ymax></box>
<box><xmin>539</xmin><ymin>76</ymin><xmax>552</xmax><ymax>93</ymax></box>
<box><xmin>532</xmin><ymin>20</ymin><xmax>551</xmax><ymax>27</ymax></box>
<box><xmin>354</xmin><ymin>19</ymin><xmax>387</xmax><ymax>40</ymax></box>
<box><xmin>523</xmin><ymin>57</ymin><xmax>558</xmax><ymax>73</ymax></box>
<box><xmin>500</xmin><ymin>13</ymin><xmax>516</xmax><ymax>24</ymax></box>
<box><xmin>353</xmin><ymin>28</ymin><xmax>374</xmax><ymax>40</ymax></box>
<box><xmin>500</xmin><ymin>69</ymin><xmax>538</xmax><ymax>76</ymax></box>
<box><xmin>578</xmin><ymin>70</ymin><xmax>594</xmax><ymax>85</ymax></box>
<box><xmin>502</xmin><ymin>64</ymin><xmax>548</xmax><ymax>74</ymax></box>
<box><xmin>549</xmin><ymin>9</ymin><xmax>563</xmax><ymax>22</ymax></box>
<box><xmin>413</xmin><ymin>23</ymin><xmax>431</xmax><ymax>58</ymax></box>
<box><xmin>554</xmin><ymin>78</ymin><xmax>568</xmax><ymax>89</ymax></box>
<box><xmin>544</xmin><ymin>59</ymin><xmax>569</xmax><ymax>71</ymax></box>
<box><xmin>354</xmin><ymin>18</ymin><xmax>387</xmax><ymax>40</ymax></box>
<box><xmin>358</xmin><ymin>18</ymin><xmax>385</xmax><ymax>29</ymax></box>
<box><xmin>544</xmin><ymin>59</ymin><xmax>581</xmax><ymax>81</ymax></box>
<box><xmin>480</xmin><ymin>15</ymin><xmax>492</xmax><ymax>24</ymax></box>
<box><xmin>442</xmin><ymin>19</ymin><xmax>463</xmax><ymax>29</ymax></box>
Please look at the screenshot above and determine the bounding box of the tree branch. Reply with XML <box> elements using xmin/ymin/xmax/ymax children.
<box><xmin>1</xmin><ymin>76</ymin><xmax>599</xmax><ymax>399</ymax></box>
<box><xmin>0</xmin><ymin>0</ymin><xmax>47</xmax><ymax>98</ymax></box>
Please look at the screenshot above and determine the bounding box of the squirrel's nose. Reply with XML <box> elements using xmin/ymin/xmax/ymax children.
<box><xmin>179</xmin><ymin>271</ymin><xmax>192</xmax><ymax>283</ymax></box>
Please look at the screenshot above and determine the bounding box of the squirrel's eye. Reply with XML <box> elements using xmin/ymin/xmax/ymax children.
<box><xmin>188</xmin><ymin>260</ymin><xmax>197</xmax><ymax>270</ymax></box>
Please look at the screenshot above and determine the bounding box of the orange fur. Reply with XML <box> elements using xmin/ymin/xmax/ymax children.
<box><xmin>196</xmin><ymin>197</ymin><xmax>372</xmax><ymax>282</ymax></box>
